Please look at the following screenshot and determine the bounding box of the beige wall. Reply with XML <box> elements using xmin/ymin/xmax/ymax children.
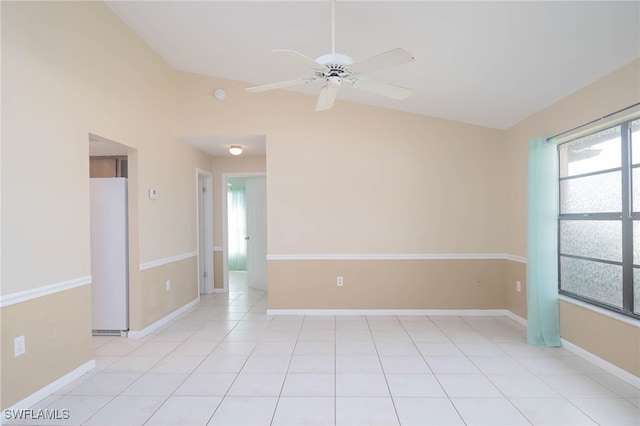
<box><xmin>504</xmin><ymin>260</ymin><xmax>527</xmax><ymax>319</ymax></box>
<box><xmin>504</xmin><ymin>59</ymin><xmax>640</xmax><ymax>374</ymax></box>
<box><xmin>177</xmin><ymin>71</ymin><xmax>509</xmax><ymax>302</ymax></box>
<box><xmin>504</xmin><ymin>60</ymin><xmax>640</xmax><ymax>257</ymax></box>
<box><xmin>560</xmin><ymin>300</ymin><xmax>639</xmax><ymax>377</ymax></box>
<box><xmin>1</xmin><ymin>286</ymin><xmax>93</xmax><ymax>408</ymax></box>
<box><xmin>138</xmin><ymin>257</ymin><xmax>199</xmax><ymax>330</ymax></box>
<box><xmin>214</xmin><ymin>250</ymin><xmax>224</xmax><ymax>290</ymax></box>
<box><xmin>269</xmin><ymin>259</ymin><xmax>506</xmax><ymax>310</ymax></box>
<box><xmin>1</xmin><ymin>2</ymin><xmax>212</xmax><ymax>409</ymax></box>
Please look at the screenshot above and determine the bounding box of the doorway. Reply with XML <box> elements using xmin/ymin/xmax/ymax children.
<box><xmin>88</xmin><ymin>135</ymin><xmax>132</xmax><ymax>335</ymax></box>
<box><xmin>223</xmin><ymin>173</ymin><xmax>267</xmax><ymax>292</ymax></box>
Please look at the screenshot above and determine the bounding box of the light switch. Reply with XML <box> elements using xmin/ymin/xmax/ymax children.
<box><xmin>148</xmin><ymin>188</ymin><xmax>158</xmax><ymax>200</ymax></box>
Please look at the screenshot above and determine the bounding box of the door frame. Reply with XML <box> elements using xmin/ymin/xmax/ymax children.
<box><xmin>221</xmin><ymin>172</ymin><xmax>267</xmax><ymax>292</ymax></box>
<box><xmin>197</xmin><ymin>169</ymin><xmax>214</xmax><ymax>294</ymax></box>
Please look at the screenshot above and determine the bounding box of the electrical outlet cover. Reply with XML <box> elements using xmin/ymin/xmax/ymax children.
<box><xmin>14</xmin><ymin>335</ymin><xmax>26</xmax><ymax>357</ymax></box>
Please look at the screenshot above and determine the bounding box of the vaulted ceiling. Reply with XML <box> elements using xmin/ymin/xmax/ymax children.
<box><xmin>107</xmin><ymin>1</ymin><xmax>640</xmax><ymax>130</ymax></box>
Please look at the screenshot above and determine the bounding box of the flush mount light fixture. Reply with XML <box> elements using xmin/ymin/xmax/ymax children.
<box><xmin>213</xmin><ymin>88</ymin><xmax>227</xmax><ymax>101</ymax></box>
<box><xmin>229</xmin><ymin>145</ymin><xmax>243</xmax><ymax>156</ymax></box>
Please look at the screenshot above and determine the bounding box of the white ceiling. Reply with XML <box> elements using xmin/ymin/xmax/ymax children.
<box><xmin>181</xmin><ymin>134</ymin><xmax>267</xmax><ymax>156</ymax></box>
<box><xmin>107</xmin><ymin>0</ymin><xmax>640</xmax><ymax>130</ymax></box>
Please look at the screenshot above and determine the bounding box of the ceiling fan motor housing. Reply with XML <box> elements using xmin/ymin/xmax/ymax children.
<box><xmin>315</xmin><ymin>53</ymin><xmax>355</xmax><ymax>79</ymax></box>
<box><xmin>315</xmin><ymin>53</ymin><xmax>353</xmax><ymax>66</ymax></box>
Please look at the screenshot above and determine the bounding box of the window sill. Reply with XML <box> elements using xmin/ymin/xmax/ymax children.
<box><xmin>558</xmin><ymin>294</ymin><xmax>640</xmax><ymax>328</ymax></box>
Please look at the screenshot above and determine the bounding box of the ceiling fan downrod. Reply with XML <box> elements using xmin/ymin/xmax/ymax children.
<box><xmin>331</xmin><ymin>0</ymin><xmax>336</xmax><ymax>54</ymax></box>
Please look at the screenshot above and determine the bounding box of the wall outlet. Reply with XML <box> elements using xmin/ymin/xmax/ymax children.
<box><xmin>166</xmin><ymin>280</ymin><xmax>171</xmax><ymax>291</ymax></box>
<box><xmin>516</xmin><ymin>280</ymin><xmax>522</xmax><ymax>292</ymax></box>
<box><xmin>14</xmin><ymin>335</ymin><xmax>26</xmax><ymax>357</ymax></box>
<box><xmin>337</xmin><ymin>276</ymin><xmax>343</xmax><ymax>287</ymax></box>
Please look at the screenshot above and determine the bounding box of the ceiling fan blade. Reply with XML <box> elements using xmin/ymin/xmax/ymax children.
<box><xmin>349</xmin><ymin>48</ymin><xmax>415</xmax><ymax>74</ymax></box>
<box><xmin>246</xmin><ymin>77</ymin><xmax>319</xmax><ymax>93</ymax></box>
<box><xmin>350</xmin><ymin>78</ymin><xmax>412</xmax><ymax>100</ymax></box>
<box><xmin>316</xmin><ymin>78</ymin><xmax>341</xmax><ymax>111</ymax></box>
<box><xmin>273</xmin><ymin>49</ymin><xmax>326</xmax><ymax>71</ymax></box>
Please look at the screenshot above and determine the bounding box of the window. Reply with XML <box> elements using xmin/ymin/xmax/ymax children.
<box><xmin>558</xmin><ymin>118</ymin><xmax>640</xmax><ymax>318</ymax></box>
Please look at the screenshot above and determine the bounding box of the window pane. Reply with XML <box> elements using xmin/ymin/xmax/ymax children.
<box><xmin>560</xmin><ymin>257</ymin><xmax>622</xmax><ymax>308</ymax></box>
<box><xmin>633</xmin><ymin>167</ymin><xmax>640</xmax><ymax>213</ymax></box>
<box><xmin>631</xmin><ymin>119</ymin><xmax>640</xmax><ymax>165</ymax></box>
<box><xmin>559</xmin><ymin>126</ymin><xmax>621</xmax><ymax>177</ymax></box>
<box><xmin>635</xmin><ymin>268</ymin><xmax>640</xmax><ymax>314</ymax></box>
<box><xmin>560</xmin><ymin>171</ymin><xmax>621</xmax><ymax>214</ymax></box>
<box><xmin>635</xmin><ymin>221</ymin><xmax>640</xmax><ymax>266</ymax></box>
<box><xmin>559</xmin><ymin>220</ymin><xmax>621</xmax><ymax>262</ymax></box>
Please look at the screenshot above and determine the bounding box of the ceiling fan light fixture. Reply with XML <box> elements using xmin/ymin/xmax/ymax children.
<box><xmin>229</xmin><ymin>145</ymin><xmax>243</xmax><ymax>156</ymax></box>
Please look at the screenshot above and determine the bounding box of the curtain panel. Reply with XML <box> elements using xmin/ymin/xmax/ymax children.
<box><xmin>526</xmin><ymin>136</ymin><xmax>562</xmax><ymax>347</ymax></box>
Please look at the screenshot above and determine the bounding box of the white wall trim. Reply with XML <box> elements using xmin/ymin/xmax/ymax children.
<box><xmin>505</xmin><ymin>309</ymin><xmax>639</xmax><ymax>389</ymax></box>
<box><xmin>504</xmin><ymin>254</ymin><xmax>527</xmax><ymax>264</ymax></box>
<box><xmin>0</xmin><ymin>276</ymin><xmax>92</xmax><ymax>308</ymax></box>
<box><xmin>505</xmin><ymin>311</ymin><xmax>528</xmax><ymax>327</ymax></box>
<box><xmin>267</xmin><ymin>308</ymin><xmax>509</xmax><ymax>316</ymax></box>
<box><xmin>266</xmin><ymin>253</ymin><xmax>526</xmax><ymax>261</ymax></box>
<box><xmin>213</xmin><ymin>246</ymin><xmax>223</xmax><ymax>252</ymax></box>
<box><xmin>127</xmin><ymin>298</ymin><xmax>199</xmax><ymax>338</ymax></box>
<box><xmin>561</xmin><ymin>338</ymin><xmax>640</xmax><ymax>389</ymax></box>
<box><xmin>139</xmin><ymin>251</ymin><xmax>197</xmax><ymax>271</ymax></box>
<box><xmin>1</xmin><ymin>360</ymin><xmax>95</xmax><ymax>423</ymax></box>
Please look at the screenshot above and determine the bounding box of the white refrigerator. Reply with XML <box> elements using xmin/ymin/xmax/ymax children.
<box><xmin>90</xmin><ymin>178</ymin><xmax>129</xmax><ymax>333</ymax></box>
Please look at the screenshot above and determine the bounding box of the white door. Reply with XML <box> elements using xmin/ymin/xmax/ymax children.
<box><xmin>198</xmin><ymin>174</ymin><xmax>206</xmax><ymax>294</ymax></box>
<box><xmin>245</xmin><ymin>176</ymin><xmax>267</xmax><ymax>289</ymax></box>
<box><xmin>197</xmin><ymin>171</ymin><xmax>214</xmax><ymax>294</ymax></box>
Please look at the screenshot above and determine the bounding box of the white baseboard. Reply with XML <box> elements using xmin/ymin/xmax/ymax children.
<box><xmin>127</xmin><ymin>298</ymin><xmax>199</xmax><ymax>339</ymax></box>
<box><xmin>561</xmin><ymin>338</ymin><xmax>640</xmax><ymax>389</ymax></box>
<box><xmin>267</xmin><ymin>308</ymin><xmax>508</xmax><ymax>316</ymax></box>
<box><xmin>505</xmin><ymin>311</ymin><xmax>528</xmax><ymax>327</ymax></box>
<box><xmin>503</xmin><ymin>310</ymin><xmax>639</xmax><ymax>389</ymax></box>
<box><xmin>2</xmin><ymin>360</ymin><xmax>95</xmax><ymax>423</ymax></box>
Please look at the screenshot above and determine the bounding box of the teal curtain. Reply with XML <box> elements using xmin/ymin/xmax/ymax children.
<box><xmin>526</xmin><ymin>137</ymin><xmax>562</xmax><ymax>347</ymax></box>
<box><xmin>228</xmin><ymin>186</ymin><xmax>247</xmax><ymax>271</ymax></box>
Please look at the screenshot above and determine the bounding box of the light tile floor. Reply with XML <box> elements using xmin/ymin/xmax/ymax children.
<box><xmin>11</xmin><ymin>272</ymin><xmax>640</xmax><ymax>425</ymax></box>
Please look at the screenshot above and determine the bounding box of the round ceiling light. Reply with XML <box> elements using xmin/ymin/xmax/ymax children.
<box><xmin>229</xmin><ymin>145</ymin><xmax>243</xmax><ymax>156</ymax></box>
<box><xmin>213</xmin><ymin>89</ymin><xmax>227</xmax><ymax>101</ymax></box>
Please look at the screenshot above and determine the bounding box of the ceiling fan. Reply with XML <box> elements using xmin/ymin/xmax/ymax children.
<box><xmin>246</xmin><ymin>0</ymin><xmax>415</xmax><ymax>111</ymax></box>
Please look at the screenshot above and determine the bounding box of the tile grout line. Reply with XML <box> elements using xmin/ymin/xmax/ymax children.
<box><xmin>269</xmin><ymin>314</ymin><xmax>305</xmax><ymax>425</ymax></box>
<box><xmin>410</xmin><ymin>315</ymin><xmax>468</xmax><ymax>425</ymax></box>
<box><xmin>458</xmin><ymin>316</ymin><xmax>604</xmax><ymax>425</ymax></box>
<box><xmin>206</xmin><ymin>289</ymin><xmax>271</xmax><ymax>425</ymax></box>
<box><xmin>144</xmin><ymin>289</ymin><xmax>260</xmax><ymax>425</ymax></box>
<box><xmin>365</xmin><ymin>315</ymin><xmax>402</xmax><ymax>426</ymax></box>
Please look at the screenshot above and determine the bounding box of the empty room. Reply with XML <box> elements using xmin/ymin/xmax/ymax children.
<box><xmin>1</xmin><ymin>1</ymin><xmax>639</xmax><ymax>425</ymax></box>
